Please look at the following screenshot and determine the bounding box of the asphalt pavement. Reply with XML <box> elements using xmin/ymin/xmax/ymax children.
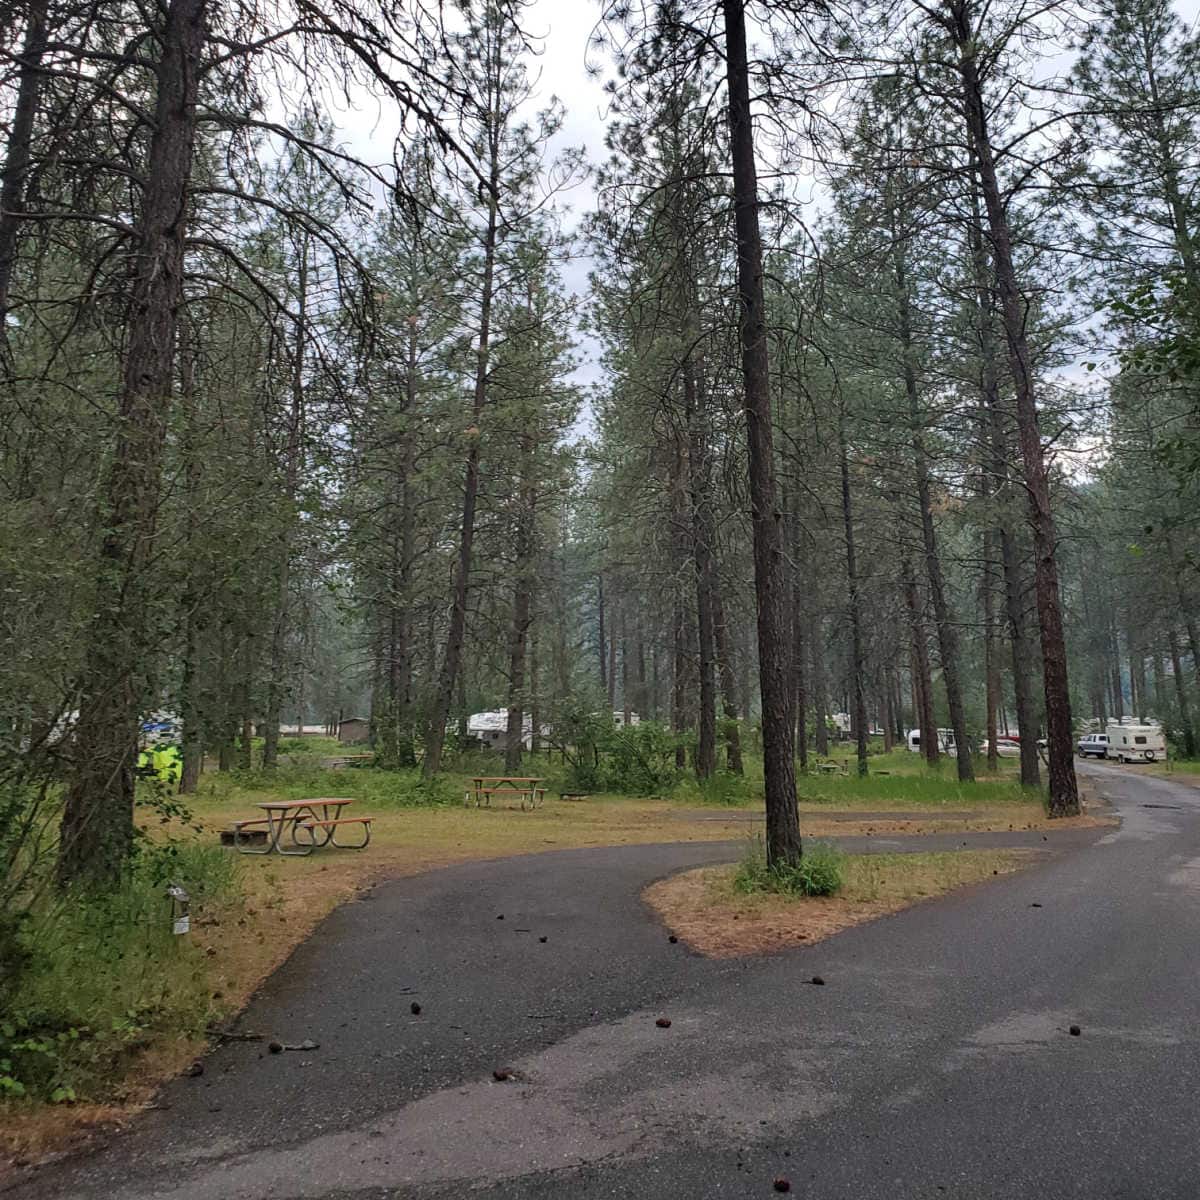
<box><xmin>7</xmin><ymin>761</ymin><xmax>1200</xmax><ymax>1199</ymax></box>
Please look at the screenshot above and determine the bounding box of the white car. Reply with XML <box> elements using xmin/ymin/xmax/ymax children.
<box><xmin>1076</xmin><ymin>733</ymin><xmax>1108</xmax><ymax>758</ymax></box>
<box><xmin>981</xmin><ymin>738</ymin><xmax>1021</xmax><ymax>758</ymax></box>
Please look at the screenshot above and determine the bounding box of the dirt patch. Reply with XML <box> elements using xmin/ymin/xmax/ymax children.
<box><xmin>644</xmin><ymin>850</ymin><xmax>1039</xmax><ymax>959</ymax></box>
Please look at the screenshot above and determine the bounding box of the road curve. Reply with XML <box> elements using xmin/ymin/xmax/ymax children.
<box><xmin>8</xmin><ymin>762</ymin><xmax>1200</xmax><ymax>1199</ymax></box>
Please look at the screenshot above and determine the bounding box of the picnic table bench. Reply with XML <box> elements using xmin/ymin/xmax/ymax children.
<box><xmin>467</xmin><ymin>776</ymin><xmax>546</xmax><ymax>811</ymax></box>
<box><xmin>323</xmin><ymin>753</ymin><xmax>374</xmax><ymax>770</ymax></box>
<box><xmin>227</xmin><ymin>798</ymin><xmax>372</xmax><ymax>856</ymax></box>
<box><xmin>816</xmin><ymin>761</ymin><xmax>848</xmax><ymax>775</ymax></box>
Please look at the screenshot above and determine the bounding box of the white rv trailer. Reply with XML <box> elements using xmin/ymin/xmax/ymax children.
<box><xmin>1104</xmin><ymin>721</ymin><xmax>1166</xmax><ymax>763</ymax></box>
<box><xmin>905</xmin><ymin>728</ymin><xmax>957</xmax><ymax>754</ymax></box>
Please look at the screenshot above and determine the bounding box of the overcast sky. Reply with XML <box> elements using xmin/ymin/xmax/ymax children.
<box><xmin>329</xmin><ymin>2</ymin><xmax>1200</xmax><ymax>416</ymax></box>
<box><xmin>523</xmin><ymin>1</ymin><xmax>1200</xmax><ymax>406</ymax></box>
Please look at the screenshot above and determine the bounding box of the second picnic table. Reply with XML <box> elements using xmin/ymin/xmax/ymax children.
<box><xmin>467</xmin><ymin>776</ymin><xmax>546</xmax><ymax>811</ymax></box>
<box><xmin>232</xmin><ymin>798</ymin><xmax>371</xmax><ymax>855</ymax></box>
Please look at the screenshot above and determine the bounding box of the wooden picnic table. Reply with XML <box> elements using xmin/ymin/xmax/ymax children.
<box><xmin>468</xmin><ymin>776</ymin><xmax>546</xmax><ymax>811</ymax></box>
<box><xmin>232</xmin><ymin>798</ymin><xmax>368</xmax><ymax>856</ymax></box>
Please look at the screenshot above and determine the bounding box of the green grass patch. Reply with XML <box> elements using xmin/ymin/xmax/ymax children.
<box><xmin>198</xmin><ymin>766</ymin><xmax>465</xmax><ymax>811</ymax></box>
<box><xmin>732</xmin><ymin>838</ymin><xmax>845</xmax><ymax>897</ymax></box>
<box><xmin>1156</xmin><ymin>756</ymin><xmax>1200</xmax><ymax>776</ymax></box>
<box><xmin>795</xmin><ymin>750</ymin><xmax>1027</xmax><ymax>808</ymax></box>
<box><xmin>673</xmin><ymin>770</ymin><xmax>761</xmax><ymax>807</ymax></box>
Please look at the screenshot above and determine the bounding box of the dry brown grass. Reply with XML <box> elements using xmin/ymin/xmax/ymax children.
<box><xmin>644</xmin><ymin>850</ymin><xmax>1038</xmax><ymax>959</ymax></box>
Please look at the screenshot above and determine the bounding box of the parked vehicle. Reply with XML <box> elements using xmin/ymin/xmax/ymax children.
<box><xmin>982</xmin><ymin>737</ymin><xmax>1021</xmax><ymax>758</ymax></box>
<box><xmin>1104</xmin><ymin>721</ymin><xmax>1166</xmax><ymax>763</ymax></box>
<box><xmin>1076</xmin><ymin>733</ymin><xmax>1109</xmax><ymax>758</ymax></box>
<box><xmin>140</xmin><ymin>712</ymin><xmax>181</xmax><ymax>748</ymax></box>
<box><xmin>906</xmin><ymin>728</ymin><xmax>957</xmax><ymax>754</ymax></box>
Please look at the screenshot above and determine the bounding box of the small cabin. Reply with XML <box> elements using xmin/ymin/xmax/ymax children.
<box><xmin>337</xmin><ymin>716</ymin><xmax>370</xmax><ymax>745</ymax></box>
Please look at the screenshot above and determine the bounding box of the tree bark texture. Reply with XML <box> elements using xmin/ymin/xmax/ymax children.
<box><xmin>504</xmin><ymin>428</ymin><xmax>537</xmax><ymax>773</ymax></box>
<box><xmin>686</xmin><ymin>361</ymin><xmax>718</xmax><ymax>780</ymax></box>
<box><xmin>971</xmin><ymin>192</ymin><xmax>1041</xmax><ymax>788</ymax></box>
<box><xmin>0</xmin><ymin>0</ymin><xmax>48</xmax><ymax>347</ymax></box>
<box><xmin>902</xmin><ymin>555</ymin><xmax>938</xmax><ymax>765</ymax></box>
<box><xmin>423</xmin><ymin>70</ymin><xmax>502</xmax><ymax>777</ymax></box>
<box><xmin>838</xmin><ymin>416</ymin><xmax>868</xmax><ymax>777</ymax></box>
<box><xmin>722</xmin><ymin>0</ymin><xmax>800</xmax><ymax>863</ymax></box>
<box><xmin>895</xmin><ymin>239</ymin><xmax>972</xmax><ymax>780</ymax></box>
<box><xmin>950</xmin><ymin>5</ymin><xmax>1078</xmax><ymax>814</ymax></box>
<box><xmin>262</xmin><ymin>238</ymin><xmax>309</xmax><ymax>770</ymax></box>
<box><xmin>1168</xmin><ymin>628</ymin><xmax>1196</xmax><ymax>757</ymax></box>
<box><xmin>58</xmin><ymin>0</ymin><xmax>207</xmax><ymax>887</ymax></box>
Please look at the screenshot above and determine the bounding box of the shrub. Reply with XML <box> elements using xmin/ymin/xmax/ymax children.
<box><xmin>676</xmin><ymin>771</ymin><xmax>757</xmax><ymax>807</ymax></box>
<box><xmin>600</xmin><ymin>722</ymin><xmax>681</xmax><ymax>795</ymax></box>
<box><xmin>733</xmin><ymin>838</ymin><xmax>845</xmax><ymax>898</ymax></box>
<box><xmin>1</xmin><ymin>841</ymin><xmax>242</xmax><ymax>1103</ymax></box>
<box><xmin>562</xmin><ymin>761</ymin><xmax>603</xmax><ymax>793</ymax></box>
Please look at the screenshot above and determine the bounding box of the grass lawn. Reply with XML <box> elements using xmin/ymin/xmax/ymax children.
<box><xmin>1149</xmin><ymin>757</ymin><xmax>1200</xmax><ymax>782</ymax></box>
<box><xmin>645</xmin><ymin>849</ymin><xmax>1037</xmax><ymax>959</ymax></box>
<box><xmin>796</xmin><ymin>757</ymin><xmax>1028</xmax><ymax>809</ymax></box>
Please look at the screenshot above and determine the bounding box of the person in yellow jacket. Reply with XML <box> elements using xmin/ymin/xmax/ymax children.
<box><xmin>136</xmin><ymin>744</ymin><xmax>182</xmax><ymax>785</ymax></box>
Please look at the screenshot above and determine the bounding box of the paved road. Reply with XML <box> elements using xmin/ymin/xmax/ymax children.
<box><xmin>9</xmin><ymin>763</ymin><xmax>1200</xmax><ymax>1199</ymax></box>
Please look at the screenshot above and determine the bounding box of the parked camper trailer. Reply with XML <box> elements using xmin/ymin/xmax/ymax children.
<box><xmin>1104</xmin><ymin>721</ymin><xmax>1166</xmax><ymax>763</ymax></box>
<box><xmin>905</xmin><ymin>728</ymin><xmax>956</xmax><ymax>754</ymax></box>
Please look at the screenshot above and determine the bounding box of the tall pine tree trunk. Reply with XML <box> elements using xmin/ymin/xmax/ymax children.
<box><xmin>178</xmin><ymin>321</ymin><xmax>203</xmax><ymax>794</ymax></box>
<box><xmin>811</xmin><ymin>614</ymin><xmax>829</xmax><ymax>756</ymax></box>
<box><xmin>423</xmin><ymin>94</ymin><xmax>501</xmax><ymax>776</ymax></box>
<box><xmin>952</xmin><ymin>6</ymin><xmax>1078</xmax><ymax>814</ymax></box>
<box><xmin>791</xmin><ymin>585</ymin><xmax>809</xmax><ymax>772</ymax></box>
<box><xmin>902</xmin><ymin>555</ymin><xmax>938</xmax><ymax>765</ymax></box>
<box><xmin>1168</xmin><ymin>628</ymin><xmax>1196</xmax><ymax>757</ymax></box>
<box><xmin>263</xmin><ymin>243</ymin><xmax>308</xmax><ymax>770</ymax></box>
<box><xmin>999</xmin><ymin>526</ymin><xmax>1042</xmax><ymax>788</ymax></box>
<box><xmin>57</xmin><ymin>0</ymin><xmax>207</xmax><ymax>886</ymax></box>
<box><xmin>971</xmin><ymin>183</ymin><xmax>1039</xmax><ymax>786</ymax></box>
<box><xmin>710</xmin><ymin>573</ymin><xmax>744</xmax><ymax>773</ymax></box>
<box><xmin>983</xmin><ymin>530</ymin><xmax>1000</xmax><ymax>773</ymax></box>
<box><xmin>597</xmin><ymin>574</ymin><xmax>607</xmax><ymax>697</ymax></box>
<box><xmin>839</xmin><ymin>412</ymin><xmax>868</xmax><ymax>777</ymax></box>
<box><xmin>672</xmin><ymin>436</ymin><xmax>690</xmax><ymax>768</ymax></box>
<box><xmin>896</xmin><ymin>240</ymin><xmax>972</xmax><ymax>780</ymax></box>
<box><xmin>504</xmin><ymin>432</ymin><xmax>536</xmax><ymax>773</ymax></box>
<box><xmin>686</xmin><ymin>360</ymin><xmax>717</xmax><ymax>779</ymax></box>
<box><xmin>722</xmin><ymin>0</ymin><xmax>799</xmax><ymax>863</ymax></box>
<box><xmin>0</xmin><ymin>0</ymin><xmax>48</xmax><ymax>347</ymax></box>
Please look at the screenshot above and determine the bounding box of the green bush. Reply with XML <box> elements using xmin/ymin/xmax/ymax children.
<box><xmin>1</xmin><ymin>842</ymin><xmax>241</xmax><ymax>1104</ymax></box>
<box><xmin>675</xmin><ymin>771</ymin><xmax>757</xmax><ymax>807</ymax></box>
<box><xmin>562</xmin><ymin>761</ymin><xmax>603</xmax><ymax>793</ymax></box>
<box><xmin>733</xmin><ymin>838</ymin><xmax>845</xmax><ymax>898</ymax></box>
<box><xmin>550</xmin><ymin>714</ymin><xmax>684</xmax><ymax>796</ymax></box>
